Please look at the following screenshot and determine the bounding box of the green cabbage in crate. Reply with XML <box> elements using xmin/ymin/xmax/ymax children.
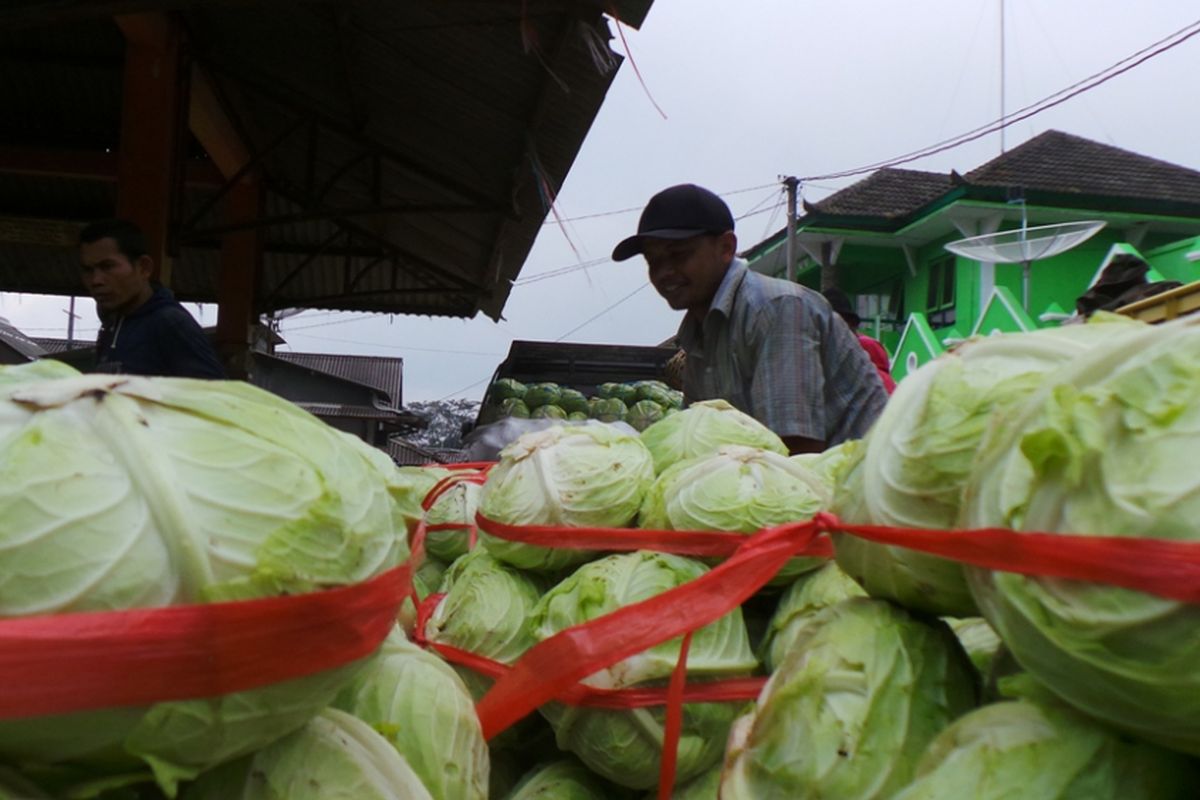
<box><xmin>523</xmin><ymin>382</ymin><xmax>563</xmax><ymax>409</ymax></box>
<box><xmin>634</xmin><ymin>380</ymin><xmax>675</xmax><ymax>407</ymax></box>
<box><xmin>490</xmin><ymin>378</ymin><xmax>528</xmax><ymax>401</ymax></box>
<box><xmin>626</xmin><ymin>399</ymin><xmax>666</xmax><ymax>432</ymax></box>
<box><xmin>558</xmin><ymin>388</ymin><xmax>590</xmax><ymax>415</ymax></box>
<box><xmin>0</xmin><ymin>370</ymin><xmax>408</xmax><ymax>791</ymax></box>
<box><xmin>591</xmin><ymin>397</ymin><xmax>628</xmax><ymax>423</ymax></box>
<box><xmin>640</xmin><ymin>399</ymin><xmax>787</xmax><ymax>474</ymax></box>
<box><xmin>477</xmin><ymin>424</ymin><xmax>654</xmax><ymax>572</ymax></box>
<box><xmin>531</xmin><ymin>551</ymin><xmax>757</xmax><ymax>790</ymax></box>
<box><xmin>531</xmin><ymin>403</ymin><xmax>568</xmax><ymax>420</ymax></box>
<box><xmin>498</xmin><ymin>397</ymin><xmax>531</xmax><ymax>419</ymax></box>
<box><xmin>597</xmin><ymin>382</ymin><xmax>639</xmax><ymax>405</ymax></box>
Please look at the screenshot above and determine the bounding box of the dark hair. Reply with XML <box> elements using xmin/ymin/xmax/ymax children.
<box><xmin>822</xmin><ymin>287</ymin><xmax>861</xmax><ymax>328</ymax></box>
<box><xmin>79</xmin><ymin>219</ymin><xmax>148</xmax><ymax>263</ymax></box>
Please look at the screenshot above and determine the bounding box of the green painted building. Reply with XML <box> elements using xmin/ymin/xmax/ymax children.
<box><xmin>743</xmin><ymin>131</ymin><xmax>1200</xmax><ymax>380</ymax></box>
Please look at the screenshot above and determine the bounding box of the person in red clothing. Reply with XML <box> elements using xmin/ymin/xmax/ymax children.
<box><xmin>823</xmin><ymin>288</ymin><xmax>896</xmax><ymax>394</ymax></box>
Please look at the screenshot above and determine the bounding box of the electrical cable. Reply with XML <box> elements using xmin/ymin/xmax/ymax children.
<box><xmin>799</xmin><ymin>17</ymin><xmax>1200</xmax><ymax>181</ymax></box>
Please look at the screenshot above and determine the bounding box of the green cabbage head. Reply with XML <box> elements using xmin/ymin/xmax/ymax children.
<box><xmin>531</xmin><ymin>551</ymin><xmax>757</xmax><ymax>790</ymax></box>
<box><xmin>477</xmin><ymin>423</ymin><xmax>655</xmax><ymax>572</ymax></box>
<box><xmin>424</xmin><ymin>478</ymin><xmax>482</xmax><ymax>562</ymax></box>
<box><xmin>759</xmin><ymin>562</ymin><xmax>866</xmax><ymax>671</ymax></box>
<box><xmin>962</xmin><ymin>316</ymin><xmax>1200</xmax><ymax>755</ymax></box>
<box><xmin>893</xmin><ymin>700</ymin><xmax>1200</xmax><ymax>800</ymax></box>
<box><xmin>639</xmin><ymin>445</ymin><xmax>830</xmax><ymax>583</ymax></box>
<box><xmin>833</xmin><ymin>318</ymin><xmax>1143</xmax><ymax>618</ymax></box>
<box><xmin>424</xmin><ymin>549</ymin><xmax>550</xmax><ymax>750</ymax></box>
<box><xmin>504</xmin><ymin>759</ymin><xmax>618</xmax><ymax>800</ymax></box>
<box><xmin>182</xmin><ymin>708</ymin><xmax>434</xmax><ymax>800</ymax></box>
<box><xmin>333</xmin><ymin>628</ymin><xmax>488</xmax><ymax>800</ymax></box>
<box><xmin>0</xmin><ymin>371</ymin><xmax>408</xmax><ymax>790</ymax></box>
<box><xmin>640</xmin><ymin>399</ymin><xmax>787</xmax><ymax>474</ymax></box>
<box><xmin>720</xmin><ymin>598</ymin><xmax>977</xmax><ymax>799</ymax></box>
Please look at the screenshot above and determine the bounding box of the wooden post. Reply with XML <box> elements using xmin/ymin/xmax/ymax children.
<box><xmin>216</xmin><ymin>179</ymin><xmax>263</xmax><ymax>380</ymax></box>
<box><xmin>114</xmin><ymin>13</ymin><xmax>186</xmax><ymax>286</ymax></box>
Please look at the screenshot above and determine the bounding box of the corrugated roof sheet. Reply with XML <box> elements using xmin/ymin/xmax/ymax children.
<box><xmin>0</xmin><ymin>2</ymin><xmax>656</xmax><ymax>320</ymax></box>
<box><xmin>276</xmin><ymin>351</ymin><xmax>403</xmax><ymax>406</ymax></box>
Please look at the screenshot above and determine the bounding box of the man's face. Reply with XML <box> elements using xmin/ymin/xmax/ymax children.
<box><xmin>644</xmin><ymin>232</ymin><xmax>736</xmax><ymax>314</ymax></box>
<box><xmin>80</xmin><ymin>237</ymin><xmax>152</xmax><ymax>315</ymax></box>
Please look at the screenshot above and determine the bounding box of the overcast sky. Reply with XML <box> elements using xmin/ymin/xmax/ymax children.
<box><xmin>3</xmin><ymin>1</ymin><xmax>1198</xmax><ymax>403</ymax></box>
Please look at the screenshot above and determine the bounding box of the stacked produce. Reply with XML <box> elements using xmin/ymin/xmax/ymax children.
<box><xmin>478</xmin><ymin>378</ymin><xmax>683</xmax><ymax>430</ymax></box>
<box><xmin>5</xmin><ymin>312</ymin><xmax>1200</xmax><ymax>799</ymax></box>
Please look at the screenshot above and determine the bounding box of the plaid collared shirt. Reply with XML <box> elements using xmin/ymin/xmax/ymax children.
<box><xmin>677</xmin><ymin>259</ymin><xmax>887</xmax><ymax>445</ymax></box>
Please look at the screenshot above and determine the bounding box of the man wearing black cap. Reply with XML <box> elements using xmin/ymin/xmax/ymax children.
<box><xmin>613</xmin><ymin>184</ymin><xmax>886</xmax><ymax>453</ymax></box>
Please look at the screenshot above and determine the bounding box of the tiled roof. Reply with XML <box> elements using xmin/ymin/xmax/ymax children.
<box><xmin>275</xmin><ymin>351</ymin><xmax>402</xmax><ymax>406</ymax></box>
<box><xmin>805</xmin><ymin>168</ymin><xmax>955</xmax><ymax>220</ymax></box>
<box><xmin>965</xmin><ymin>130</ymin><xmax>1200</xmax><ymax>206</ymax></box>
<box><xmin>1</xmin><ymin>319</ymin><xmax>47</xmax><ymax>359</ymax></box>
<box><xmin>32</xmin><ymin>337</ymin><xmax>92</xmax><ymax>355</ymax></box>
<box><xmin>386</xmin><ymin>436</ymin><xmax>447</xmax><ymax>467</ymax></box>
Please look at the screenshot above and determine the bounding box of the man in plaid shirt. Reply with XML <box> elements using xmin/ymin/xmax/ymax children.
<box><xmin>614</xmin><ymin>184</ymin><xmax>887</xmax><ymax>454</ymax></box>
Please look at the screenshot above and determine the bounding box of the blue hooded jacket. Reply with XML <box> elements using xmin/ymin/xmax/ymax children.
<box><xmin>94</xmin><ymin>285</ymin><xmax>226</xmax><ymax>379</ymax></box>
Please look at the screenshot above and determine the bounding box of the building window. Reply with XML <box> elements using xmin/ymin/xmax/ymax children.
<box><xmin>853</xmin><ymin>278</ymin><xmax>905</xmax><ymax>333</ymax></box>
<box><xmin>927</xmin><ymin>256</ymin><xmax>956</xmax><ymax>328</ymax></box>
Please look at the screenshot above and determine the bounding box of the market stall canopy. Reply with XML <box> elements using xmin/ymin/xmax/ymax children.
<box><xmin>0</xmin><ymin>0</ymin><xmax>653</xmax><ymax>320</ymax></box>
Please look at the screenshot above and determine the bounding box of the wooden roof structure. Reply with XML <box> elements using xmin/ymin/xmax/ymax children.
<box><xmin>0</xmin><ymin>0</ymin><xmax>654</xmax><ymax>341</ymax></box>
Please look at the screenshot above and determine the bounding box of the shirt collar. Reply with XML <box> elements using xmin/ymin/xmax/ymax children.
<box><xmin>708</xmin><ymin>257</ymin><xmax>748</xmax><ymax>319</ymax></box>
<box><xmin>677</xmin><ymin>257</ymin><xmax>748</xmax><ymax>350</ymax></box>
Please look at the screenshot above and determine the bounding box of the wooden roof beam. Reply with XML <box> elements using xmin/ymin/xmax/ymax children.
<box><xmin>116</xmin><ymin>12</ymin><xmax>253</xmax><ymax>183</ymax></box>
<box><xmin>0</xmin><ymin>145</ymin><xmax>225</xmax><ymax>188</ymax></box>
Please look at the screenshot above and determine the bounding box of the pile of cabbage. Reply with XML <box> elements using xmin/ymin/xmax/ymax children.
<box><xmin>7</xmin><ymin>309</ymin><xmax>1200</xmax><ymax>800</ymax></box>
<box><xmin>478</xmin><ymin>378</ymin><xmax>684</xmax><ymax>431</ymax></box>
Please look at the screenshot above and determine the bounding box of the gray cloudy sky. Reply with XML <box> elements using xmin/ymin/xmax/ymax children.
<box><xmin>3</xmin><ymin>1</ymin><xmax>1198</xmax><ymax>403</ymax></box>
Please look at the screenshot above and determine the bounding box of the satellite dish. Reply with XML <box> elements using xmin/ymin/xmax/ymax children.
<box><xmin>944</xmin><ymin>220</ymin><xmax>1106</xmax><ymax>311</ymax></box>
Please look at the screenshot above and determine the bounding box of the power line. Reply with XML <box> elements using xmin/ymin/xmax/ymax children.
<box><xmin>538</xmin><ymin>181</ymin><xmax>780</xmax><ymax>225</ymax></box>
<box><xmin>554</xmin><ymin>281</ymin><xmax>650</xmax><ymax>342</ymax></box>
<box><xmin>800</xmin><ymin>17</ymin><xmax>1200</xmax><ymax>182</ymax></box>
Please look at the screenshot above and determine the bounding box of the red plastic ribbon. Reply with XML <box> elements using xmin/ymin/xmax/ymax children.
<box><xmin>413</xmin><ymin>593</ymin><xmax>766</xmax><ymax>710</ymax></box>
<box><xmin>0</xmin><ymin>564</ymin><xmax>411</xmax><ymax>721</ymax></box>
<box><xmin>477</xmin><ymin>512</ymin><xmax>836</xmax><ymax>560</ymax></box>
<box><xmin>823</xmin><ymin>513</ymin><xmax>1200</xmax><ymax>603</ymax></box>
<box><xmin>658</xmin><ymin>631</ymin><xmax>692</xmax><ymax>800</ymax></box>
<box><xmin>475</xmin><ymin>520</ymin><xmax>816</xmax><ymax>738</ymax></box>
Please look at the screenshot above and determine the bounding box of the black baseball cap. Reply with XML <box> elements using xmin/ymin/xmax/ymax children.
<box><xmin>611</xmin><ymin>184</ymin><xmax>735</xmax><ymax>261</ymax></box>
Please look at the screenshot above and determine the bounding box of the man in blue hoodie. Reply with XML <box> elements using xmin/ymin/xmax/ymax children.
<box><xmin>79</xmin><ymin>219</ymin><xmax>226</xmax><ymax>379</ymax></box>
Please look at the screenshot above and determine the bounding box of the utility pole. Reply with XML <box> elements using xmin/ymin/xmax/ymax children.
<box><xmin>999</xmin><ymin>0</ymin><xmax>1006</xmax><ymax>154</ymax></box>
<box><xmin>64</xmin><ymin>297</ymin><xmax>80</xmax><ymax>347</ymax></box>
<box><xmin>783</xmin><ymin>176</ymin><xmax>799</xmax><ymax>283</ymax></box>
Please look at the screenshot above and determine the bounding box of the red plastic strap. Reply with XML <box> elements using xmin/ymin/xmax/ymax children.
<box><xmin>475</xmin><ymin>520</ymin><xmax>818</xmax><ymax>738</ymax></box>
<box><xmin>820</xmin><ymin>513</ymin><xmax>1200</xmax><ymax>603</ymax></box>
<box><xmin>657</xmin><ymin>631</ymin><xmax>692</xmax><ymax>800</ymax></box>
<box><xmin>477</xmin><ymin>512</ymin><xmax>835</xmax><ymax>560</ymax></box>
<box><xmin>0</xmin><ymin>565</ymin><xmax>411</xmax><ymax>721</ymax></box>
<box><xmin>413</xmin><ymin>594</ymin><xmax>765</xmax><ymax>711</ymax></box>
